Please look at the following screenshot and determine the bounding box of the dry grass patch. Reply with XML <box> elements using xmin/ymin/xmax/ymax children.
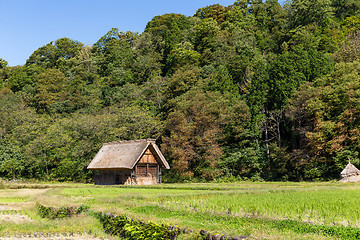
<box><xmin>0</xmin><ymin>214</ymin><xmax>33</xmax><ymax>224</ymax></box>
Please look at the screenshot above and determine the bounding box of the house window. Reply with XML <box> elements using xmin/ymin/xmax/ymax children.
<box><xmin>137</xmin><ymin>165</ymin><xmax>158</xmax><ymax>176</ymax></box>
<box><xmin>137</xmin><ymin>166</ymin><xmax>147</xmax><ymax>176</ymax></box>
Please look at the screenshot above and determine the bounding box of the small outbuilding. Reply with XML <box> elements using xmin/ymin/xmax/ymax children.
<box><xmin>339</xmin><ymin>159</ymin><xmax>360</xmax><ymax>182</ymax></box>
<box><xmin>87</xmin><ymin>139</ymin><xmax>170</xmax><ymax>185</ymax></box>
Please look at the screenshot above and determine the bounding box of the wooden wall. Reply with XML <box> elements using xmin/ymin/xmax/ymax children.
<box><xmin>94</xmin><ymin>169</ymin><xmax>132</xmax><ymax>185</ymax></box>
<box><xmin>136</xmin><ymin>148</ymin><xmax>160</xmax><ymax>180</ymax></box>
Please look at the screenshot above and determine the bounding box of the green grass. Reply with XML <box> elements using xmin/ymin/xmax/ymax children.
<box><xmin>60</xmin><ymin>182</ymin><xmax>360</xmax><ymax>226</ymax></box>
<box><xmin>0</xmin><ymin>198</ymin><xmax>28</xmax><ymax>203</ymax></box>
<box><xmin>1</xmin><ymin>181</ymin><xmax>360</xmax><ymax>239</ymax></box>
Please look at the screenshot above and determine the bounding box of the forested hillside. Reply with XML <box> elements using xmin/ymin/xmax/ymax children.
<box><xmin>1</xmin><ymin>0</ymin><xmax>360</xmax><ymax>182</ymax></box>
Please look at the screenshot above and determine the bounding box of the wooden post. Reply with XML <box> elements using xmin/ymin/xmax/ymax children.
<box><xmin>130</xmin><ymin>170</ymin><xmax>133</xmax><ymax>185</ymax></box>
<box><xmin>157</xmin><ymin>165</ymin><xmax>160</xmax><ymax>183</ymax></box>
<box><xmin>159</xmin><ymin>168</ymin><xmax>162</xmax><ymax>184</ymax></box>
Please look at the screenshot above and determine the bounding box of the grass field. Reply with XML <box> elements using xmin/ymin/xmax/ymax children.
<box><xmin>1</xmin><ymin>181</ymin><xmax>360</xmax><ymax>239</ymax></box>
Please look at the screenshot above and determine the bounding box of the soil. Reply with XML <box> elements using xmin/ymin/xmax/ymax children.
<box><xmin>0</xmin><ymin>234</ymin><xmax>104</xmax><ymax>240</ymax></box>
<box><xmin>0</xmin><ymin>214</ymin><xmax>32</xmax><ymax>223</ymax></box>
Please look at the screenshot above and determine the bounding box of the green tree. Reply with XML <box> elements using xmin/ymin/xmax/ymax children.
<box><xmin>225</xmin><ymin>2</ymin><xmax>257</xmax><ymax>30</ymax></box>
<box><xmin>194</xmin><ymin>18</ymin><xmax>220</xmax><ymax>54</ymax></box>
<box><xmin>6</xmin><ymin>66</ymin><xmax>32</xmax><ymax>92</ymax></box>
<box><xmin>26</xmin><ymin>38</ymin><xmax>83</xmax><ymax>68</ymax></box>
<box><xmin>145</xmin><ymin>13</ymin><xmax>191</xmax><ymax>75</ymax></box>
<box><xmin>0</xmin><ymin>58</ymin><xmax>7</xmax><ymax>69</ymax></box>
<box><xmin>34</xmin><ymin>69</ymin><xmax>67</xmax><ymax>112</ymax></box>
<box><xmin>288</xmin><ymin>0</ymin><xmax>335</xmax><ymax>28</ymax></box>
<box><xmin>0</xmin><ymin>139</ymin><xmax>25</xmax><ymax>179</ymax></box>
<box><xmin>164</xmin><ymin>66</ymin><xmax>202</xmax><ymax>104</ymax></box>
<box><xmin>0</xmin><ymin>58</ymin><xmax>8</xmax><ymax>89</ymax></box>
<box><xmin>333</xmin><ymin>0</ymin><xmax>360</xmax><ymax>19</ymax></box>
<box><xmin>93</xmin><ymin>29</ymin><xmax>136</xmax><ymax>85</ymax></box>
<box><xmin>221</xmin><ymin>145</ymin><xmax>267</xmax><ymax>180</ymax></box>
<box><xmin>201</xmin><ymin>65</ymin><xmax>239</xmax><ymax>96</ymax></box>
<box><xmin>24</xmin><ymin>124</ymin><xmax>72</xmax><ymax>179</ymax></box>
<box><xmin>166</xmin><ymin>42</ymin><xmax>201</xmax><ymax>73</ymax></box>
<box><xmin>268</xmin><ymin>46</ymin><xmax>334</xmax><ymax>110</ymax></box>
<box><xmin>132</xmin><ymin>32</ymin><xmax>163</xmax><ymax>81</ymax></box>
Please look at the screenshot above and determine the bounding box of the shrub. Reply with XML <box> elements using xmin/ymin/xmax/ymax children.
<box><xmin>37</xmin><ymin>203</ymin><xmax>89</xmax><ymax>219</ymax></box>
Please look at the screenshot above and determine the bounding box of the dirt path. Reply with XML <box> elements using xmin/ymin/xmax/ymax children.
<box><xmin>0</xmin><ymin>234</ymin><xmax>104</xmax><ymax>240</ymax></box>
<box><xmin>0</xmin><ymin>188</ymin><xmax>107</xmax><ymax>239</ymax></box>
<box><xmin>0</xmin><ymin>214</ymin><xmax>32</xmax><ymax>223</ymax></box>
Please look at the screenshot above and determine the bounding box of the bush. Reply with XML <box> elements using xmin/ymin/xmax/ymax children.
<box><xmin>98</xmin><ymin>212</ymin><xmax>178</xmax><ymax>240</ymax></box>
<box><xmin>37</xmin><ymin>203</ymin><xmax>89</xmax><ymax>219</ymax></box>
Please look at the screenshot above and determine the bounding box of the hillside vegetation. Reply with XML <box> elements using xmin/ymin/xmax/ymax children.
<box><xmin>1</xmin><ymin>0</ymin><xmax>360</xmax><ymax>182</ymax></box>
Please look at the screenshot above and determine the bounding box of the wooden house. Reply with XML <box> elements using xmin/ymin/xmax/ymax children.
<box><xmin>87</xmin><ymin>139</ymin><xmax>170</xmax><ymax>185</ymax></box>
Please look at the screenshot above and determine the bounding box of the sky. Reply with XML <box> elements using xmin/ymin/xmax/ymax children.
<box><xmin>0</xmin><ymin>0</ymin><xmax>284</xmax><ymax>66</ymax></box>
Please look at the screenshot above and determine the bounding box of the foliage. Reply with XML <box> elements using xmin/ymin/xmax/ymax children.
<box><xmin>162</xmin><ymin>88</ymin><xmax>250</xmax><ymax>180</ymax></box>
<box><xmin>335</xmin><ymin>30</ymin><xmax>360</xmax><ymax>62</ymax></box>
<box><xmin>221</xmin><ymin>146</ymin><xmax>267</xmax><ymax>179</ymax></box>
<box><xmin>1</xmin><ymin>0</ymin><xmax>359</xmax><ymax>182</ymax></box>
<box><xmin>37</xmin><ymin>203</ymin><xmax>89</xmax><ymax>219</ymax></box>
<box><xmin>0</xmin><ymin>139</ymin><xmax>25</xmax><ymax>179</ymax></box>
<box><xmin>26</xmin><ymin>38</ymin><xmax>83</xmax><ymax>68</ymax></box>
<box><xmin>288</xmin><ymin>0</ymin><xmax>335</xmax><ymax>28</ymax></box>
<box><xmin>98</xmin><ymin>212</ymin><xmax>178</xmax><ymax>240</ymax></box>
<box><xmin>288</xmin><ymin>61</ymin><xmax>360</xmax><ymax>178</ymax></box>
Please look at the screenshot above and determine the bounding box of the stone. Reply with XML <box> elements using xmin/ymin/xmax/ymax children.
<box><xmin>200</xmin><ymin>230</ymin><xmax>208</xmax><ymax>236</ymax></box>
<box><xmin>232</xmin><ymin>235</ymin><xmax>250</xmax><ymax>240</ymax></box>
<box><xmin>212</xmin><ymin>234</ymin><xmax>222</xmax><ymax>240</ymax></box>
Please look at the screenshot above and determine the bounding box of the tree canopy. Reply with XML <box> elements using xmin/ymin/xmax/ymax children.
<box><xmin>1</xmin><ymin>0</ymin><xmax>360</xmax><ymax>182</ymax></box>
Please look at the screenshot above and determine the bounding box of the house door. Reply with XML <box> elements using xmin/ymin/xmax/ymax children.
<box><xmin>115</xmin><ymin>175</ymin><xmax>121</xmax><ymax>184</ymax></box>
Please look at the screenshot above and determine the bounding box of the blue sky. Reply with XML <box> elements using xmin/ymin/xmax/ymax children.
<box><xmin>1</xmin><ymin>0</ymin><xmax>285</xmax><ymax>66</ymax></box>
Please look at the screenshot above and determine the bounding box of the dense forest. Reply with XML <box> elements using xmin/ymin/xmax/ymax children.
<box><xmin>1</xmin><ymin>0</ymin><xmax>360</xmax><ymax>182</ymax></box>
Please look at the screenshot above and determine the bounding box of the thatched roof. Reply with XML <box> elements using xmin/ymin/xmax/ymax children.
<box><xmin>87</xmin><ymin>139</ymin><xmax>170</xmax><ymax>170</ymax></box>
<box><xmin>340</xmin><ymin>162</ymin><xmax>360</xmax><ymax>178</ymax></box>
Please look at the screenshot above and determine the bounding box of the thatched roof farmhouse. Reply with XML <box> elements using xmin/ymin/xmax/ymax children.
<box><xmin>87</xmin><ymin>139</ymin><xmax>170</xmax><ymax>185</ymax></box>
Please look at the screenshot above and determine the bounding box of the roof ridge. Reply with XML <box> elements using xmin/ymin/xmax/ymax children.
<box><xmin>103</xmin><ymin>139</ymin><xmax>156</xmax><ymax>145</ymax></box>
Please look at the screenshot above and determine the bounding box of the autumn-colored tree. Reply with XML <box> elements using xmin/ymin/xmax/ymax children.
<box><xmin>162</xmin><ymin>88</ymin><xmax>250</xmax><ymax>180</ymax></box>
<box><xmin>288</xmin><ymin>61</ymin><xmax>360</xmax><ymax>178</ymax></box>
<box><xmin>334</xmin><ymin>30</ymin><xmax>360</xmax><ymax>62</ymax></box>
<box><xmin>195</xmin><ymin>4</ymin><xmax>232</xmax><ymax>24</ymax></box>
<box><xmin>162</xmin><ymin>90</ymin><xmax>223</xmax><ymax>179</ymax></box>
<box><xmin>165</xmin><ymin>66</ymin><xmax>202</xmax><ymax>101</ymax></box>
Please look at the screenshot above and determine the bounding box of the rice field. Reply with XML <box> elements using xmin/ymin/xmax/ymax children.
<box><xmin>1</xmin><ymin>181</ymin><xmax>360</xmax><ymax>239</ymax></box>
